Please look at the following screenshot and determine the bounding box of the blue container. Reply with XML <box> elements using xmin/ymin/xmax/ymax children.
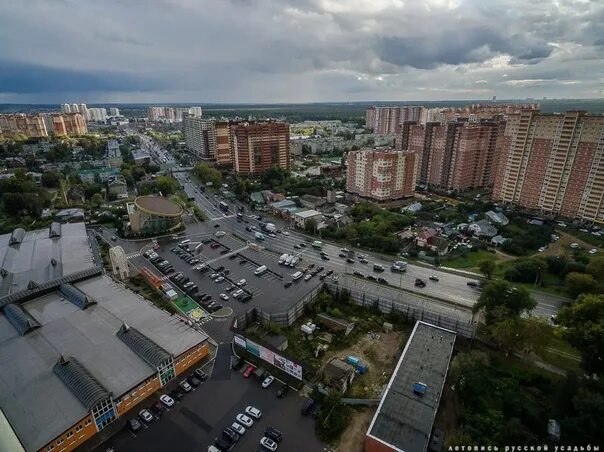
<box><xmin>356</xmin><ymin>360</ymin><xmax>369</xmax><ymax>374</ymax></box>
<box><xmin>347</xmin><ymin>355</ymin><xmax>359</xmax><ymax>366</ymax></box>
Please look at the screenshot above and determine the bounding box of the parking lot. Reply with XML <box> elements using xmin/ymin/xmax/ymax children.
<box><xmin>142</xmin><ymin>231</ymin><xmax>324</xmax><ymax>325</ymax></box>
<box><xmin>101</xmin><ymin>345</ymin><xmax>324</xmax><ymax>452</ymax></box>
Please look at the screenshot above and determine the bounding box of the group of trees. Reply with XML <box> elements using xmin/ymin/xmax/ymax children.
<box><xmin>138</xmin><ymin>176</ymin><xmax>180</xmax><ymax>196</ymax></box>
<box><xmin>259</xmin><ymin>167</ymin><xmax>334</xmax><ymax>198</ymax></box>
<box><xmin>321</xmin><ymin>203</ymin><xmax>414</xmax><ymax>254</ymax></box>
<box><xmin>193</xmin><ymin>163</ymin><xmax>222</xmax><ymax>187</ymax></box>
<box><xmin>0</xmin><ymin>171</ymin><xmax>52</xmax><ymax>226</ymax></box>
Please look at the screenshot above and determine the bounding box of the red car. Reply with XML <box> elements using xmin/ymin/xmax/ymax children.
<box><xmin>243</xmin><ymin>364</ymin><xmax>255</xmax><ymax>378</ymax></box>
<box><xmin>153</xmin><ymin>244</ymin><xmax>160</xmax><ymax>251</ymax></box>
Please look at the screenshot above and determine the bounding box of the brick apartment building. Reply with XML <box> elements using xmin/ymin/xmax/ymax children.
<box><xmin>346</xmin><ymin>149</ymin><xmax>417</xmax><ymax>201</ymax></box>
<box><xmin>396</xmin><ymin>119</ymin><xmax>503</xmax><ymax>191</ymax></box>
<box><xmin>231</xmin><ymin>121</ymin><xmax>290</xmax><ymax>175</ymax></box>
<box><xmin>493</xmin><ymin>110</ymin><xmax>604</xmax><ymax>222</ymax></box>
<box><xmin>214</xmin><ymin>121</ymin><xmax>234</xmax><ymax>166</ymax></box>
<box><xmin>0</xmin><ymin>113</ymin><xmax>87</xmax><ymax>138</ymax></box>
<box><xmin>365</xmin><ymin>106</ymin><xmax>423</xmax><ymax>134</ymax></box>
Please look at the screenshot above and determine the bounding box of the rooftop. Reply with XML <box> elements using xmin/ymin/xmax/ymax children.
<box><xmin>134</xmin><ymin>196</ymin><xmax>183</xmax><ymax>216</ymax></box>
<box><xmin>0</xmin><ymin>274</ymin><xmax>208</xmax><ymax>451</ymax></box>
<box><xmin>0</xmin><ymin>223</ymin><xmax>96</xmax><ymax>297</ymax></box>
<box><xmin>366</xmin><ymin>321</ymin><xmax>456</xmax><ymax>452</ymax></box>
<box><xmin>293</xmin><ymin>209</ymin><xmax>322</xmax><ymax>218</ymax></box>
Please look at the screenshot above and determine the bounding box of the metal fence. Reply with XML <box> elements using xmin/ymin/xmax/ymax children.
<box><xmin>324</xmin><ymin>279</ymin><xmax>477</xmax><ymax>339</ymax></box>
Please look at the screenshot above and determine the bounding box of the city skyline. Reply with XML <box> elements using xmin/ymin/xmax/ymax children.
<box><xmin>1</xmin><ymin>0</ymin><xmax>603</xmax><ymax>104</ymax></box>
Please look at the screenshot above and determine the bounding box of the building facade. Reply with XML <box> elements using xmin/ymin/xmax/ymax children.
<box><xmin>183</xmin><ymin>117</ymin><xmax>217</xmax><ymax>159</ymax></box>
<box><xmin>127</xmin><ymin>196</ymin><xmax>183</xmax><ymax>235</ymax></box>
<box><xmin>231</xmin><ymin>121</ymin><xmax>290</xmax><ymax>175</ymax></box>
<box><xmin>346</xmin><ymin>149</ymin><xmax>417</xmax><ymax>201</ymax></box>
<box><xmin>214</xmin><ymin>121</ymin><xmax>233</xmax><ymax>166</ymax></box>
<box><xmin>365</xmin><ymin>106</ymin><xmax>424</xmax><ymax>134</ymax></box>
<box><xmin>493</xmin><ymin>110</ymin><xmax>604</xmax><ymax>222</ymax></box>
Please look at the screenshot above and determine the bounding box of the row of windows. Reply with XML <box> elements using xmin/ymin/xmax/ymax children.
<box><xmin>46</xmin><ymin>419</ymin><xmax>93</xmax><ymax>450</ymax></box>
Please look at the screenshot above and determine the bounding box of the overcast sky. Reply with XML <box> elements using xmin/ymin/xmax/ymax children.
<box><xmin>0</xmin><ymin>0</ymin><xmax>602</xmax><ymax>103</ymax></box>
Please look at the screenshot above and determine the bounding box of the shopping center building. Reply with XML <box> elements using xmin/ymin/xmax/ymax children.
<box><xmin>127</xmin><ymin>195</ymin><xmax>183</xmax><ymax>235</ymax></box>
<box><xmin>0</xmin><ymin>223</ymin><xmax>210</xmax><ymax>451</ymax></box>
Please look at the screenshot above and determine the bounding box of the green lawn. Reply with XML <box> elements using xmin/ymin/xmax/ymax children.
<box><xmin>444</xmin><ymin>250</ymin><xmax>498</xmax><ymax>269</ymax></box>
<box><xmin>173</xmin><ymin>296</ymin><xmax>200</xmax><ymax>314</ymax></box>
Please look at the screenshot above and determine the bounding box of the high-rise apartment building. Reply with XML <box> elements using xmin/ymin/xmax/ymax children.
<box><xmin>87</xmin><ymin>108</ymin><xmax>107</xmax><ymax>122</ymax></box>
<box><xmin>183</xmin><ymin>116</ymin><xmax>217</xmax><ymax>159</ymax></box>
<box><xmin>148</xmin><ymin>106</ymin><xmax>202</xmax><ymax>123</ymax></box>
<box><xmin>61</xmin><ymin>103</ymin><xmax>71</xmax><ymax>114</ymax></box>
<box><xmin>109</xmin><ymin>107</ymin><xmax>120</xmax><ymax>117</ymax></box>
<box><xmin>231</xmin><ymin>121</ymin><xmax>290</xmax><ymax>174</ymax></box>
<box><xmin>365</xmin><ymin>106</ymin><xmax>425</xmax><ymax>134</ymax></box>
<box><xmin>189</xmin><ymin>106</ymin><xmax>202</xmax><ymax>117</ymax></box>
<box><xmin>0</xmin><ymin>114</ymin><xmax>49</xmax><ymax>138</ymax></box>
<box><xmin>346</xmin><ymin>149</ymin><xmax>417</xmax><ymax>201</ymax></box>
<box><xmin>214</xmin><ymin>121</ymin><xmax>234</xmax><ymax>166</ymax></box>
<box><xmin>493</xmin><ymin>110</ymin><xmax>604</xmax><ymax>222</ymax></box>
<box><xmin>52</xmin><ymin>113</ymin><xmax>88</xmax><ymax>136</ymax></box>
<box><xmin>397</xmin><ymin>119</ymin><xmax>503</xmax><ymax>190</ymax></box>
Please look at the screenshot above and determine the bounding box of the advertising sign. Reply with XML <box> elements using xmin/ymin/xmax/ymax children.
<box><xmin>245</xmin><ymin>339</ymin><xmax>261</xmax><ymax>357</ymax></box>
<box><xmin>233</xmin><ymin>335</ymin><xmax>303</xmax><ymax>380</ymax></box>
<box><xmin>233</xmin><ymin>335</ymin><xmax>247</xmax><ymax>349</ymax></box>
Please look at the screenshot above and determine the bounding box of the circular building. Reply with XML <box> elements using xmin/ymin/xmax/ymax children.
<box><xmin>127</xmin><ymin>196</ymin><xmax>183</xmax><ymax>235</ymax></box>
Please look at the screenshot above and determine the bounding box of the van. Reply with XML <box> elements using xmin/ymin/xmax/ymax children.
<box><xmin>292</xmin><ymin>271</ymin><xmax>303</xmax><ymax>281</ymax></box>
<box><xmin>179</xmin><ymin>239</ymin><xmax>191</xmax><ymax>246</ymax></box>
<box><xmin>254</xmin><ymin>265</ymin><xmax>267</xmax><ymax>276</ymax></box>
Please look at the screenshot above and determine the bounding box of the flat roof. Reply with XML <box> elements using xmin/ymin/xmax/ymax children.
<box><xmin>366</xmin><ymin>321</ymin><xmax>456</xmax><ymax>452</ymax></box>
<box><xmin>294</xmin><ymin>209</ymin><xmax>322</xmax><ymax>218</ymax></box>
<box><xmin>134</xmin><ymin>196</ymin><xmax>183</xmax><ymax>216</ymax></box>
<box><xmin>0</xmin><ymin>223</ymin><xmax>97</xmax><ymax>296</ymax></box>
<box><xmin>0</xmin><ymin>274</ymin><xmax>208</xmax><ymax>451</ymax></box>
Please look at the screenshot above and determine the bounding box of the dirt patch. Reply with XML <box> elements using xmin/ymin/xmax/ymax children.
<box><xmin>540</xmin><ymin>230</ymin><xmax>601</xmax><ymax>257</ymax></box>
<box><xmin>320</xmin><ymin>330</ymin><xmax>407</xmax><ymax>398</ymax></box>
<box><xmin>335</xmin><ymin>407</ymin><xmax>375</xmax><ymax>452</ymax></box>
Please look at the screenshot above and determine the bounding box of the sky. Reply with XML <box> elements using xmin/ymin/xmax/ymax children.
<box><xmin>0</xmin><ymin>0</ymin><xmax>603</xmax><ymax>103</ymax></box>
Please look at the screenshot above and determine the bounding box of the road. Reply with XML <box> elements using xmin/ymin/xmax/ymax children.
<box><xmin>172</xmin><ymin>172</ymin><xmax>568</xmax><ymax>319</ymax></box>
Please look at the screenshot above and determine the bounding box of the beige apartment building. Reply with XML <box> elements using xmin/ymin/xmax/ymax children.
<box><xmin>493</xmin><ymin>110</ymin><xmax>604</xmax><ymax>222</ymax></box>
<box><xmin>346</xmin><ymin>149</ymin><xmax>417</xmax><ymax>201</ymax></box>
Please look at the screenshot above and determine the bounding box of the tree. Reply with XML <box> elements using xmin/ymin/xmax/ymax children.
<box><xmin>556</xmin><ymin>294</ymin><xmax>604</xmax><ymax>375</ymax></box>
<box><xmin>488</xmin><ymin>317</ymin><xmax>550</xmax><ymax>357</ymax></box>
<box><xmin>305</xmin><ymin>218</ymin><xmax>317</xmax><ymax>233</ymax></box>
<box><xmin>154</xmin><ymin>176</ymin><xmax>180</xmax><ymax>195</ymax></box>
<box><xmin>587</xmin><ymin>256</ymin><xmax>604</xmax><ymax>281</ymax></box>
<box><xmin>193</xmin><ymin>163</ymin><xmax>222</xmax><ymax>186</ymax></box>
<box><xmin>473</xmin><ymin>280</ymin><xmax>536</xmax><ymax>324</ymax></box>
<box><xmin>503</xmin><ymin>258</ymin><xmax>545</xmax><ymax>284</ymax></box>
<box><xmin>565</xmin><ymin>272</ymin><xmax>597</xmax><ymax>299</ymax></box>
<box><xmin>315</xmin><ymin>392</ymin><xmax>351</xmax><ymax>442</ymax></box>
<box><xmin>478</xmin><ymin>258</ymin><xmax>496</xmax><ymax>279</ymax></box>
<box><xmin>91</xmin><ymin>193</ymin><xmax>104</xmax><ymax>207</ymax></box>
<box><xmin>41</xmin><ymin>171</ymin><xmax>62</xmax><ymax>188</ymax></box>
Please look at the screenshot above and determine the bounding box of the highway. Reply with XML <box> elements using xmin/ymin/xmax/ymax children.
<box><xmin>170</xmin><ymin>171</ymin><xmax>569</xmax><ymax>319</ymax></box>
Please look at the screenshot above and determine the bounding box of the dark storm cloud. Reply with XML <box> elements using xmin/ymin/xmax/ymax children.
<box><xmin>0</xmin><ymin>0</ymin><xmax>602</xmax><ymax>102</ymax></box>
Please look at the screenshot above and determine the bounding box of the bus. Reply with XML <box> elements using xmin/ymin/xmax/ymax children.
<box><xmin>254</xmin><ymin>265</ymin><xmax>267</xmax><ymax>276</ymax></box>
<box><xmin>218</xmin><ymin>201</ymin><xmax>229</xmax><ymax>212</ymax></box>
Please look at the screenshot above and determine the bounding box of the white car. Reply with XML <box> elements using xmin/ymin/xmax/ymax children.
<box><xmin>215</xmin><ymin>276</ymin><xmax>225</xmax><ymax>283</ymax></box>
<box><xmin>538</xmin><ymin>246</ymin><xmax>546</xmax><ymax>252</ymax></box>
<box><xmin>236</xmin><ymin>413</ymin><xmax>253</xmax><ymax>427</ymax></box>
<box><xmin>589</xmin><ymin>248</ymin><xmax>598</xmax><ymax>254</ymax></box>
<box><xmin>260</xmin><ymin>437</ymin><xmax>278</xmax><ymax>451</ymax></box>
<box><xmin>159</xmin><ymin>394</ymin><xmax>174</xmax><ymax>407</ymax></box>
<box><xmin>283</xmin><ymin>231</ymin><xmax>289</xmax><ymax>236</ymax></box>
<box><xmin>220</xmin><ymin>293</ymin><xmax>229</xmax><ymax>301</ymax></box>
<box><xmin>209</xmin><ymin>273</ymin><xmax>219</xmax><ymax>279</ymax></box>
<box><xmin>237</xmin><ymin>279</ymin><xmax>246</xmax><ymax>286</ymax></box>
<box><xmin>139</xmin><ymin>409</ymin><xmax>154</xmax><ymax>423</ymax></box>
<box><xmin>262</xmin><ymin>375</ymin><xmax>275</xmax><ymax>388</ymax></box>
<box><xmin>215</xmin><ymin>231</ymin><xmax>226</xmax><ymax>237</ymax></box>
<box><xmin>304</xmin><ymin>273</ymin><xmax>312</xmax><ymax>281</ymax></box>
<box><xmin>269</xmin><ymin>233</ymin><xmax>276</xmax><ymax>238</ymax></box>
<box><xmin>179</xmin><ymin>380</ymin><xmax>192</xmax><ymax>392</ymax></box>
<box><xmin>231</xmin><ymin>422</ymin><xmax>246</xmax><ymax>435</ymax></box>
<box><xmin>245</xmin><ymin>406</ymin><xmax>262</xmax><ymax>419</ymax></box>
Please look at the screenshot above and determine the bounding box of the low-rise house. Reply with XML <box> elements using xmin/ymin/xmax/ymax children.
<box><xmin>485</xmin><ymin>210</ymin><xmax>509</xmax><ymax>226</ymax></box>
<box><xmin>250</xmin><ymin>191</ymin><xmax>265</xmax><ymax>206</ymax></box>
<box><xmin>293</xmin><ymin>209</ymin><xmax>323</xmax><ymax>229</ymax></box>
<box><xmin>416</xmin><ymin>228</ymin><xmax>439</xmax><ymax>248</ymax></box>
<box><xmin>132</xmin><ymin>149</ymin><xmax>151</xmax><ymax>166</ymax></box>
<box><xmin>317</xmin><ymin>313</ymin><xmax>355</xmax><ymax>336</ymax></box>
<box><xmin>468</xmin><ymin>219</ymin><xmax>498</xmax><ymax>238</ymax></box>
<box><xmin>300</xmin><ymin>194</ymin><xmax>326</xmax><ymax>210</ymax></box>
<box><xmin>402</xmin><ymin>202</ymin><xmax>422</xmax><ymax>214</ymax></box>
<box><xmin>108</xmin><ymin>177</ymin><xmax>128</xmax><ymax>198</ymax></box>
<box><xmin>416</xmin><ymin>227</ymin><xmax>449</xmax><ymax>255</ymax></box>
<box><xmin>55</xmin><ymin>208</ymin><xmax>85</xmax><ymax>223</ymax></box>
<box><xmin>322</xmin><ymin>358</ymin><xmax>356</xmax><ymax>393</ymax></box>
<box><xmin>490</xmin><ymin>235</ymin><xmax>508</xmax><ymax>246</ymax></box>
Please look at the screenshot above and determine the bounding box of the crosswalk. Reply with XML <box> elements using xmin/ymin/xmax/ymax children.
<box><xmin>126</xmin><ymin>251</ymin><xmax>141</xmax><ymax>259</ymax></box>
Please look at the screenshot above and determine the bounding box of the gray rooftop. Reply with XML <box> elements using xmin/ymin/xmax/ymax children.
<box><xmin>367</xmin><ymin>321</ymin><xmax>456</xmax><ymax>452</ymax></box>
<box><xmin>0</xmin><ymin>223</ymin><xmax>96</xmax><ymax>296</ymax></box>
<box><xmin>0</xmin><ymin>274</ymin><xmax>208</xmax><ymax>451</ymax></box>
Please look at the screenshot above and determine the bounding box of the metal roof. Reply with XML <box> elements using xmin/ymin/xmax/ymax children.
<box><xmin>52</xmin><ymin>356</ymin><xmax>111</xmax><ymax>410</ymax></box>
<box><xmin>2</xmin><ymin>303</ymin><xmax>40</xmax><ymax>335</ymax></box>
<box><xmin>366</xmin><ymin>321</ymin><xmax>456</xmax><ymax>452</ymax></box>
<box><xmin>116</xmin><ymin>323</ymin><xmax>172</xmax><ymax>368</ymax></box>
<box><xmin>59</xmin><ymin>283</ymin><xmax>95</xmax><ymax>310</ymax></box>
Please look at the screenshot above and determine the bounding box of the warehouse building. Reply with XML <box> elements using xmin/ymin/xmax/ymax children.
<box><xmin>0</xmin><ymin>223</ymin><xmax>210</xmax><ymax>451</ymax></box>
<box><xmin>365</xmin><ymin>321</ymin><xmax>456</xmax><ymax>452</ymax></box>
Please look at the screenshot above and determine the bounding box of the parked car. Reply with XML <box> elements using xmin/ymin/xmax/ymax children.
<box><xmin>139</xmin><ymin>409</ymin><xmax>154</xmax><ymax>423</ymax></box>
<box><xmin>159</xmin><ymin>394</ymin><xmax>175</xmax><ymax>407</ymax></box>
<box><xmin>223</xmin><ymin>427</ymin><xmax>240</xmax><ymax>443</ymax></box>
<box><xmin>179</xmin><ymin>380</ymin><xmax>192</xmax><ymax>392</ymax></box>
<box><xmin>220</xmin><ymin>293</ymin><xmax>229</xmax><ymax>301</ymax></box>
<box><xmin>187</xmin><ymin>375</ymin><xmax>202</xmax><ymax>387</ymax></box>
<box><xmin>429</xmin><ymin>275</ymin><xmax>439</xmax><ymax>281</ymax></box>
<box><xmin>194</xmin><ymin>368</ymin><xmax>208</xmax><ymax>380</ymax></box>
<box><xmin>128</xmin><ymin>418</ymin><xmax>142</xmax><ymax>433</ymax></box>
<box><xmin>260</xmin><ymin>436</ymin><xmax>278</xmax><ymax>451</ymax></box>
<box><xmin>214</xmin><ymin>437</ymin><xmax>232</xmax><ymax>451</ymax></box>
<box><xmin>245</xmin><ymin>406</ymin><xmax>262</xmax><ymax>419</ymax></box>
<box><xmin>231</xmin><ymin>422</ymin><xmax>246</xmax><ymax>435</ymax></box>
<box><xmin>236</xmin><ymin>413</ymin><xmax>254</xmax><ymax>427</ymax></box>
<box><xmin>284</xmin><ymin>281</ymin><xmax>292</xmax><ymax>288</ymax></box>
<box><xmin>265</xmin><ymin>426</ymin><xmax>283</xmax><ymax>442</ymax></box>
<box><xmin>262</xmin><ymin>375</ymin><xmax>275</xmax><ymax>388</ymax></box>
<box><xmin>276</xmin><ymin>384</ymin><xmax>289</xmax><ymax>398</ymax></box>
<box><xmin>243</xmin><ymin>364</ymin><xmax>255</xmax><ymax>378</ymax></box>
<box><xmin>169</xmin><ymin>389</ymin><xmax>184</xmax><ymax>401</ymax></box>
<box><xmin>151</xmin><ymin>400</ymin><xmax>166</xmax><ymax>416</ymax></box>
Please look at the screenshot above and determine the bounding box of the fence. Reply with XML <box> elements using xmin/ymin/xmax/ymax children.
<box><xmin>234</xmin><ymin>277</ymin><xmax>476</xmax><ymax>339</ymax></box>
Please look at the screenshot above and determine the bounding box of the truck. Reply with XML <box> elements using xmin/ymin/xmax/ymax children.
<box><xmin>254</xmin><ymin>232</ymin><xmax>265</xmax><ymax>241</ymax></box>
<box><xmin>254</xmin><ymin>265</ymin><xmax>268</xmax><ymax>276</ymax></box>
<box><xmin>285</xmin><ymin>255</ymin><xmax>294</xmax><ymax>266</ymax></box>
<box><xmin>311</xmin><ymin>241</ymin><xmax>323</xmax><ymax>249</ymax></box>
<box><xmin>278</xmin><ymin>253</ymin><xmax>288</xmax><ymax>265</ymax></box>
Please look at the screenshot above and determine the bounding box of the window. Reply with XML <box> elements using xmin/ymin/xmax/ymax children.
<box><xmin>76</xmin><ymin>425</ymin><xmax>82</xmax><ymax>432</ymax></box>
<box><xmin>85</xmin><ymin>419</ymin><xmax>92</xmax><ymax>426</ymax></box>
<box><xmin>56</xmin><ymin>439</ymin><xmax>64</xmax><ymax>445</ymax></box>
<box><xmin>92</xmin><ymin>398</ymin><xmax>117</xmax><ymax>431</ymax></box>
<box><xmin>47</xmin><ymin>445</ymin><xmax>54</xmax><ymax>451</ymax></box>
<box><xmin>66</xmin><ymin>432</ymin><xmax>73</xmax><ymax>438</ymax></box>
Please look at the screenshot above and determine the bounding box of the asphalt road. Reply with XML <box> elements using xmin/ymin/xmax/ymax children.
<box><xmin>174</xmin><ymin>172</ymin><xmax>568</xmax><ymax>319</ymax></box>
<box><xmin>99</xmin><ymin>344</ymin><xmax>325</xmax><ymax>452</ymax></box>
